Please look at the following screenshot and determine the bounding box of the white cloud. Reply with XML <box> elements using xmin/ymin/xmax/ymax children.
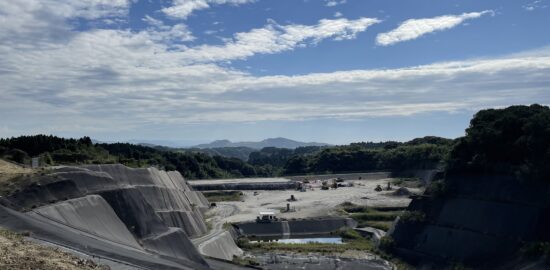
<box><xmin>2</xmin><ymin>22</ymin><xmax>549</xmax><ymax>131</ymax></box>
<box><xmin>142</xmin><ymin>15</ymin><xmax>195</xmax><ymax>43</ymax></box>
<box><xmin>376</xmin><ymin>10</ymin><xmax>493</xmax><ymax>46</ymax></box>
<box><xmin>334</xmin><ymin>12</ymin><xmax>343</xmax><ymax>18</ymax></box>
<box><xmin>143</xmin><ymin>15</ymin><xmax>164</xmax><ymax>27</ymax></box>
<box><xmin>0</xmin><ymin>1</ymin><xmax>548</xmax><ymax>138</ymax></box>
<box><xmin>177</xmin><ymin>17</ymin><xmax>380</xmax><ymax>63</ymax></box>
<box><xmin>0</xmin><ymin>0</ymin><xmax>131</xmax><ymax>48</ymax></box>
<box><xmin>523</xmin><ymin>0</ymin><xmax>547</xmax><ymax>11</ymax></box>
<box><xmin>162</xmin><ymin>0</ymin><xmax>256</xmax><ymax>19</ymax></box>
<box><xmin>325</xmin><ymin>0</ymin><xmax>346</xmax><ymax>7</ymax></box>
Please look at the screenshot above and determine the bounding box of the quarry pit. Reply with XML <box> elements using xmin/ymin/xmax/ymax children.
<box><xmin>192</xmin><ymin>174</ymin><xmax>419</xmax><ymax>223</ymax></box>
<box><xmin>191</xmin><ymin>173</ymin><xmax>425</xmax><ymax>269</ymax></box>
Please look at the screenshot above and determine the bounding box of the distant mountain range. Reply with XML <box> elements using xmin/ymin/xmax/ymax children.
<box><xmin>92</xmin><ymin>139</ymin><xmax>207</xmax><ymax>148</ymax></box>
<box><xmin>192</xmin><ymin>137</ymin><xmax>330</xmax><ymax>149</ymax></box>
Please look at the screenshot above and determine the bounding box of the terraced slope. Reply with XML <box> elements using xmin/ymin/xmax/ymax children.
<box><xmin>0</xmin><ymin>163</ymin><xmax>213</xmax><ymax>270</ymax></box>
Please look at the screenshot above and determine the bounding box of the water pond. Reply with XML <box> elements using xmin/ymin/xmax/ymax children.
<box><xmin>252</xmin><ymin>237</ymin><xmax>343</xmax><ymax>244</ymax></box>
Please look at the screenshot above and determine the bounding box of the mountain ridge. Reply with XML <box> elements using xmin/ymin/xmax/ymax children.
<box><xmin>192</xmin><ymin>137</ymin><xmax>330</xmax><ymax>149</ymax></box>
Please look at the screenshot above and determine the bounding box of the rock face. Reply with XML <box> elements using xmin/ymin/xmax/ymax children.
<box><xmin>389</xmin><ymin>174</ymin><xmax>550</xmax><ymax>266</ymax></box>
<box><xmin>2</xmin><ymin>164</ymin><xmax>213</xmax><ymax>270</ymax></box>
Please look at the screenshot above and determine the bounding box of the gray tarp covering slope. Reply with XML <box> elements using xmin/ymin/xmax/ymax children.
<box><xmin>1</xmin><ymin>164</ymin><xmax>215</xmax><ymax>269</ymax></box>
<box><xmin>0</xmin><ymin>204</ymin><xmax>209</xmax><ymax>270</ymax></box>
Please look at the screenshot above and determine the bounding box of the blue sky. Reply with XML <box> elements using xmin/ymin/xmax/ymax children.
<box><xmin>0</xmin><ymin>0</ymin><xmax>549</xmax><ymax>146</ymax></box>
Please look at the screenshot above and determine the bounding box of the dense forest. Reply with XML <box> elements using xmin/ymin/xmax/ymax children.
<box><xmin>247</xmin><ymin>137</ymin><xmax>453</xmax><ymax>175</ymax></box>
<box><xmin>0</xmin><ymin>136</ymin><xmax>268</xmax><ymax>179</ymax></box>
<box><xmin>0</xmin><ymin>134</ymin><xmax>452</xmax><ymax>179</ymax></box>
<box><xmin>447</xmin><ymin>104</ymin><xmax>550</xmax><ymax>180</ymax></box>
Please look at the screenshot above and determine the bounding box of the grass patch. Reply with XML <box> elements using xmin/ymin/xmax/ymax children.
<box><xmin>0</xmin><ymin>160</ymin><xmax>54</xmax><ymax>197</ymax></box>
<box><xmin>237</xmin><ymin>236</ymin><xmax>374</xmax><ymax>254</ymax></box>
<box><xmin>0</xmin><ymin>173</ymin><xmax>38</xmax><ymax>197</ymax></box>
<box><xmin>222</xmin><ymin>222</ymin><xmax>233</xmax><ymax>230</ymax></box>
<box><xmin>520</xmin><ymin>241</ymin><xmax>550</xmax><ymax>259</ymax></box>
<box><xmin>391</xmin><ymin>177</ymin><xmax>422</xmax><ymax>188</ymax></box>
<box><xmin>201</xmin><ymin>191</ymin><xmax>243</xmax><ymax>202</ymax></box>
<box><xmin>205</xmin><ymin>220</ymin><xmax>213</xmax><ymax>231</ymax></box>
<box><xmin>339</xmin><ymin>228</ymin><xmax>362</xmax><ymax>240</ymax></box>
<box><xmin>238</xmin><ymin>229</ymin><xmax>374</xmax><ymax>254</ymax></box>
<box><xmin>0</xmin><ymin>229</ymin><xmax>24</xmax><ymax>241</ymax></box>
<box><xmin>362</xmin><ymin>221</ymin><xmax>393</xmax><ymax>231</ymax></box>
<box><xmin>351</xmin><ymin>211</ymin><xmax>397</xmax><ymax>222</ymax></box>
<box><xmin>340</xmin><ymin>202</ymin><xmax>404</xmax><ymax>230</ymax></box>
<box><xmin>399</xmin><ymin>211</ymin><xmax>426</xmax><ymax>223</ymax></box>
<box><xmin>232</xmin><ymin>255</ymin><xmax>260</xmax><ymax>267</ymax></box>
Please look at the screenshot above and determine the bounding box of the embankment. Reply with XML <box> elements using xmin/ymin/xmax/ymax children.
<box><xmin>190</xmin><ymin>178</ymin><xmax>298</xmax><ymax>191</ymax></box>
<box><xmin>1</xmin><ymin>164</ymin><xmax>215</xmax><ymax>269</ymax></box>
<box><xmin>389</xmin><ymin>174</ymin><xmax>550</xmax><ymax>267</ymax></box>
<box><xmin>199</xmin><ymin>231</ymin><xmax>244</xmax><ymax>261</ymax></box>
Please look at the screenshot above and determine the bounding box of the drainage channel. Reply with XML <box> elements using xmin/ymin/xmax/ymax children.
<box><xmin>281</xmin><ymin>221</ymin><xmax>290</xmax><ymax>239</ymax></box>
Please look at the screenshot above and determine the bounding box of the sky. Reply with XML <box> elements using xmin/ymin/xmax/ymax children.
<box><xmin>0</xmin><ymin>0</ymin><xmax>549</xmax><ymax>146</ymax></box>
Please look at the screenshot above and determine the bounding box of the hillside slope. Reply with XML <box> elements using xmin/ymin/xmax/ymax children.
<box><xmin>0</xmin><ymin>229</ymin><xmax>109</xmax><ymax>270</ymax></box>
<box><xmin>0</xmin><ymin>163</ymin><xmax>214</xmax><ymax>269</ymax></box>
<box><xmin>387</xmin><ymin>105</ymin><xmax>550</xmax><ymax>268</ymax></box>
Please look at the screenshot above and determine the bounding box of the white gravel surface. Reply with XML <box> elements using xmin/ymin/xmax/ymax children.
<box><xmin>205</xmin><ymin>178</ymin><xmax>418</xmax><ymax>224</ymax></box>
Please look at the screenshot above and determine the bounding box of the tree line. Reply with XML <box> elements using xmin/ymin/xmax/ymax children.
<box><xmin>249</xmin><ymin>137</ymin><xmax>453</xmax><ymax>175</ymax></box>
<box><xmin>0</xmin><ymin>136</ymin><xmax>266</xmax><ymax>179</ymax></box>
<box><xmin>2</xmin><ymin>104</ymin><xmax>546</xmax><ymax>180</ymax></box>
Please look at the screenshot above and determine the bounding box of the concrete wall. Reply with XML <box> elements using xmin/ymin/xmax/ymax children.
<box><xmin>192</xmin><ymin>181</ymin><xmax>299</xmax><ymax>191</ymax></box>
<box><xmin>234</xmin><ymin>217</ymin><xmax>355</xmax><ymax>238</ymax></box>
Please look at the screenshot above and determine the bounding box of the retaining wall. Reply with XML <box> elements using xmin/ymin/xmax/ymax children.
<box><xmin>234</xmin><ymin>217</ymin><xmax>356</xmax><ymax>238</ymax></box>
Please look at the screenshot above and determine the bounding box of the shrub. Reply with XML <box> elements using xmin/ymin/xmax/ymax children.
<box><xmin>426</xmin><ymin>180</ymin><xmax>447</xmax><ymax>197</ymax></box>
<box><xmin>521</xmin><ymin>242</ymin><xmax>550</xmax><ymax>259</ymax></box>
<box><xmin>399</xmin><ymin>211</ymin><xmax>426</xmax><ymax>223</ymax></box>
<box><xmin>378</xmin><ymin>236</ymin><xmax>395</xmax><ymax>251</ymax></box>
<box><xmin>339</xmin><ymin>229</ymin><xmax>362</xmax><ymax>240</ymax></box>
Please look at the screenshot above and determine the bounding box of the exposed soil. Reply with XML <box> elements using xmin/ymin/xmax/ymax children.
<box><xmin>0</xmin><ymin>229</ymin><xmax>109</xmax><ymax>270</ymax></box>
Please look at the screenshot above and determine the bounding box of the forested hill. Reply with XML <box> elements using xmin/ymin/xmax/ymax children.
<box><xmin>0</xmin><ymin>134</ymin><xmax>454</xmax><ymax>179</ymax></box>
<box><xmin>250</xmin><ymin>136</ymin><xmax>454</xmax><ymax>175</ymax></box>
<box><xmin>447</xmin><ymin>104</ymin><xmax>550</xmax><ymax>180</ymax></box>
<box><xmin>0</xmin><ymin>136</ymin><xmax>270</xmax><ymax>179</ymax></box>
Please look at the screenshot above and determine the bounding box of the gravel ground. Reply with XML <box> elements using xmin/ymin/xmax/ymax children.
<box><xmin>209</xmin><ymin>178</ymin><xmax>418</xmax><ymax>224</ymax></box>
<box><xmin>249</xmin><ymin>251</ymin><xmax>393</xmax><ymax>270</ymax></box>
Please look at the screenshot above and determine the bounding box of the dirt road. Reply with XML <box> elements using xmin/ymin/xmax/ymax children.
<box><xmin>192</xmin><ymin>203</ymin><xmax>238</xmax><ymax>248</ymax></box>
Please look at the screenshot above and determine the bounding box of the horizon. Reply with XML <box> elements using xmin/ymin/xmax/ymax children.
<box><xmin>0</xmin><ymin>132</ymin><xmax>458</xmax><ymax>148</ymax></box>
<box><xmin>1</xmin><ymin>1</ymin><xmax>549</xmax><ymax>144</ymax></box>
